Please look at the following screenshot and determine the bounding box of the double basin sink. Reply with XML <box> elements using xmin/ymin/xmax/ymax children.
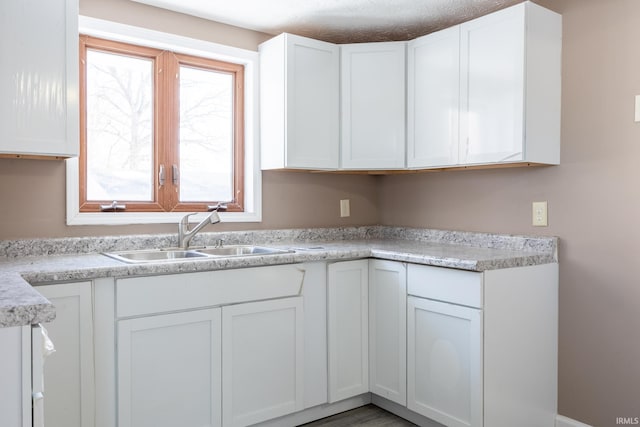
<box><xmin>104</xmin><ymin>245</ymin><xmax>294</xmax><ymax>264</ymax></box>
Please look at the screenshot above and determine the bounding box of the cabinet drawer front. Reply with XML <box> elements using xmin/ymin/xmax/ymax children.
<box><xmin>407</xmin><ymin>264</ymin><xmax>482</xmax><ymax>308</ymax></box>
<box><xmin>117</xmin><ymin>265</ymin><xmax>305</xmax><ymax>318</ymax></box>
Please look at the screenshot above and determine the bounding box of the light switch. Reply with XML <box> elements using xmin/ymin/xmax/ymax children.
<box><xmin>532</xmin><ymin>201</ymin><xmax>548</xmax><ymax>227</ymax></box>
<box><xmin>635</xmin><ymin>95</ymin><xmax>640</xmax><ymax>122</ymax></box>
<box><xmin>340</xmin><ymin>199</ymin><xmax>350</xmax><ymax>217</ymax></box>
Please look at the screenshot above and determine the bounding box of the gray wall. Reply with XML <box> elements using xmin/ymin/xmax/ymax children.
<box><xmin>0</xmin><ymin>0</ymin><xmax>637</xmax><ymax>425</ymax></box>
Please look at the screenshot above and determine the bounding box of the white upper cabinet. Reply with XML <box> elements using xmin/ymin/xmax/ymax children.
<box><xmin>408</xmin><ymin>26</ymin><xmax>461</xmax><ymax>168</ymax></box>
<box><xmin>340</xmin><ymin>42</ymin><xmax>406</xmax><ymax>170</ymax></box>
<box><xmin>0</xmin><ymin>0</ymin><xmax>79</xmax><ymax>158</ymax></box>
<box><xmin>259</xmin><ymin>1</ymin><xmax>560</xmax><ymax>171</ymax></box>
<box><xmin>260</xmin><ymin>33</ymin><xmax>340</xmax><ymax>170</ymax></box>
<box><xmin>409</xmin><ymin>1</ymin><xmax>561</xmax><ymax>168</ymax></box>
<box><xmin>460</xmin><ymin>2</ymin><xmax>561</xmax><ymax>166</ymax></box>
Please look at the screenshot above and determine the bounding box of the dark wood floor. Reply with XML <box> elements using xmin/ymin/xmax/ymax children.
<box><xmin>299</xmin><ymin>405</ymin><xmax>417</xmax><ymax>427</ymax></box>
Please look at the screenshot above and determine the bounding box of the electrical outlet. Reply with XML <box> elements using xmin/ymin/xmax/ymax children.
<box><xmin>340</xmin><ymin>199</ymin><xmax>350</xmax><ymax>217</ymax></box>
<box><xmin>532</xmin><ymin>201</ymin><xmax>548</xmax><ymax>227</ymax></box>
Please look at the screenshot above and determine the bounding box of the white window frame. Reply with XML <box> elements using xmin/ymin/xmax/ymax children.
<box><xmin>66</xmin><ymin>16</ymin><xmax>261</xmax><ymax>225</ymax></box>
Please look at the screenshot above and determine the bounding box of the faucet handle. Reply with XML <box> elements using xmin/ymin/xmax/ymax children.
<box><xmin>180</xmin><ymin>212</ymin><xmax>198</xmax><ymax>227</ymax></box>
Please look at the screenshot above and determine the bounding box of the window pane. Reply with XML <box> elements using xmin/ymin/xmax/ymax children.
<box><xmin>85</xmin><ymin>49</ymin><xmax>154</xmax><ymax>201</ymax></box>
<box><xmin>179</xmin><ymin>65</ymin><xmax>234</xmax><ymax>202</ymax></box>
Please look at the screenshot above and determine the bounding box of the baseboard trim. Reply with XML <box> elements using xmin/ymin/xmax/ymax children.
<box><xmin>253</xmin><ymin>394</ymin><xmax>372</xmax><ymax>427</ymax></box>
<box><xmin>371</xmin><ymin>395</ymin><xmax>444</xmax><ymax>427</ymax></box>
<box><xmin>253</xmin><ymin>394</ymin><xmax>588</xmax><ymax>427</ymax></box>
<box><xmin>556</xmin><ymin>415</ymin><xmax>593</xmax><ymax>427</ymax></box>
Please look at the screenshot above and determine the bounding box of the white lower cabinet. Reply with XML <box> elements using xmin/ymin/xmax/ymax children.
<box><xmin>117</xmin><ymin>308</ymin><xmax>222</xmax><ymax>427</ymax></box>
<box><xmin>0</xmin><ymin>326</ymin><xmax>30</xmax><ymax>427</ymax></box>
<box><xmin>327</xmin><ymin>259</ymin><xmax>369</xmax><ymax>402</ymax></box>
<box><xmin>368</xmin><ymin>260</ymin><xmax>407</xmax><ymax>406</ymax></box>
<box><xmin>114</xmin><ymin>266</ymin><xmax>306</xmax><ymax>427</ymax></box>
<box><xmin>407</xmin><ymin>296</ymin><xmax>483</xmax><ymax>427</ymax></box>
<box><xmin>25</xmin><ymin>259</ymin><xmax>555</xmax><ymax>427</ymax></box>
<box><xmin>38</xmin><ymin>282</ymin><xmax>95</xmax><ymax>427</ymax></box>
<box><xmin>221</xmin><ymin>297</ymin><xmax>304</xmax><ymax>427</ymax></box>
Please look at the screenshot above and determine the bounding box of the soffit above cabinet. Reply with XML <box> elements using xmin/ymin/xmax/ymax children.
<box><xmin>130</xmin><ymin>0</ymin><xmax>523</xmax><ymax>43</ymax></box>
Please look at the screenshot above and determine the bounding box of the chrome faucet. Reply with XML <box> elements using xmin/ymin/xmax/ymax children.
<box><xmin>178</xmin><ymin>204</ymin><xmax>226</xmax><ymax>249</ymax></box>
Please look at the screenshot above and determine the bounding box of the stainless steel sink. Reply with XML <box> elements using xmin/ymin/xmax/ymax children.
<box><xmin>103</xmin><ymin>245</ymin><xmax>293</xmax><ymax>263</ymax></box>
<box><xmin>104</xmin><ymin>249</ymin><xmax>209</xmax><ymax>263</ymax></box>
<box><xmin>195</xmin><ymin>246</ymin><xmax>292</xmax><ymax>257</ymax></box>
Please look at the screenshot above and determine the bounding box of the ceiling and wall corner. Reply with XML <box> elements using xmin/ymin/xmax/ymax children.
<box><xmin>0</xmin><ymin>0</ymin><xmax>638</xmax><ymax>425</ymax></box>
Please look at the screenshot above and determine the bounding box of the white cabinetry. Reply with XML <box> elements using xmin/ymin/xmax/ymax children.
<box><xmin>260</xmin><ymin>33</ymin><xmax>340</xmax><ymax>169</ymax></box>
<box><xmin>0</xmin><ymin>0</ymin><xmax>78</xmax><ymax>158</ymax></box>
<box><xmin>406</xmin><ymin>262</ymin><xmax>558</xmax><ymax>427</ymax></box>
<box><xmin>460</xmin><ymin>2</ymin><xmax>561</xmax><ymax>166</ymax></box>
<box><xmin>409</xmin><ymin>2</ymin><xmax>561</xmax><ymax>168</ymax></box>
<box><xmin>327</xmin><ymin>259</ymin><xmax>369</xmax><ymax>402</ymax></box>
<box><xmin>38</xmin><ymin>282</ymin><xmax>95</xmax><ymax>427</ymax></box>
<box><xmin>222</xmin><ymin>297</ymin><xmax>304</xmax><ymax>427</ymax></box>
<box><xmin>0</xmin><ymin>326</ymin><xmax>30</xmax><ymax>427</ymax></box>
<box><xmin>407</xmin><ymin>297</ymin><xmax>482</xmax><ymax>427</ymax></box>
<box><xmin>115</xmin><ymin>265</ymin><xmax>306</xmax><ymax>427</ymax></box>
<box><xmin>340</xmin><ymin>42</ymin><xmax>406</xmax><ymax>169</ymax></box>
<box><xmin>117</xmin><ymin>309</ymin><xmax>222</xmax><ymax>427</ymax></box>
<box><xmin>407</xmin><ymin>26</ymin><xmax>461</xmax><ymax>168</ymax></box>
<box><xmin>368</xmin><ymin>260</ymin><xmax>407</xmax><ymax>406</ymax></box>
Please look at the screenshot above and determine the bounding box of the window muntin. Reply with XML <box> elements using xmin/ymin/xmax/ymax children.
<box><xmin>79</xmin><ymin>36</ymin><xmax>244</xmax><ymax>213</ymax></box>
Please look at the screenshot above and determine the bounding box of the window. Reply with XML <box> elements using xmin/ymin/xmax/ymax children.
<box><xmin>79</xmin><ymin>35</ymin><xmax>244</xmax><ymax>213</ymax></box>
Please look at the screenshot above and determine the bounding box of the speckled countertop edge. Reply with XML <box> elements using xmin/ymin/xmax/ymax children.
<box><xmin>0</xmin><ymin>226</ymin><xmax>558</xmax><ymax>328</ymax></box>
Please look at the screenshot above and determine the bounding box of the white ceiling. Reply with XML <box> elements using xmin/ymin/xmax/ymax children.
<box><xmin>131</xmin><ymin>0</ymin><xmax>523</xmax><ymax>43</ymax></box>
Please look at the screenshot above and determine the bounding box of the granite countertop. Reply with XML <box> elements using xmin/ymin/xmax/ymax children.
<box><xmin>0</xmin><ymin>226</ymin><xmax>558</xmax><ymax>328</ymax></box>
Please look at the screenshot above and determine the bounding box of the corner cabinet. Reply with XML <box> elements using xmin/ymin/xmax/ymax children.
<box><xmin>327</xmin><ymin>260</ymin><xmax>369</xmax><ymax>402</ymax></box>
<box><xmin>340</xmin><ymin>42</ymin><xmax>406</xmax><ymax>170</ymax></box>
<box><xmin>260</xmin><ymin>33</ymin><xmax>340</xmax><ymax>170</ymax></box>
<box><xmin>0</xmin><ymin>0</ymin><xmax>79</xmax><ymax>158</ymax></box>
<box><xmin>408</xmin><ymin>2</ymin><xmax>562</xmax><ymax>168</ymax></box>
<box><xmin>368</xmin><ymin>260</ymin><xmax>407</xmax><ymax>406</ymax></box>
<box><xmin>407</xmin><ymin>26</ymin><xmax>461</xmax><ymax>168</ymax></box>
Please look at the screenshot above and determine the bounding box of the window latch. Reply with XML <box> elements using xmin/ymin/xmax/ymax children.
<box><xmin>172</xmin><ymin>164</ymin><xmax>179</xmax><ymax>186</ymax></box>
<box><xmin>100</xmin><ymin>201</ymin><xmax>126</xmax><ymax>212</ymax></box>
<box><xmin>207</xmin><ymin>203</ymin><xmax>228</xmax><ymax>212</ymax></box>
<box><xmin>159</xmin><ymin>165</ymin><xmax>165</xmax><ymax>187</ymax></box>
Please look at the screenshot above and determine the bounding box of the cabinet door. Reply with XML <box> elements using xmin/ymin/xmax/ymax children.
<box><xmin>0</xmin><ymin>0</ymin><xmax>78</xmax><ymax>157</ymax></box>
<box><xmin>260</xmin><ymin>33</ymin><xmax>339</xmax><ymax>170</ymax></box>
<box><xmin>369</xmin><ymin>260</ymin><xmax>407</xmax><ymax>406</ymax></box>
<box><xmin>407</xmin><ymin>296</ymin><xmax>482</xmax><ymax>427</ymax></box>
<box><xmin>38</xmin><ymin>282</ymin><xmax>95</xmax><ymax>427</ymax></box>
<box><xmin>117</xmin><ymin>309</ymin><xmax>222</xmax><ymax>427</ymax></box>
<box><xmin>408</xmin><ymin>26</ymin><xmax>461</xmax><ymax>168</ymax></box>
<box><xmin>341</xmin><ymin>42</ymin><xmax>406</xmax><ymax>169</ymax></box>
<box><xmin>0</xmin><ymin>326</ymin><xmax>29</xmax><ymax>427</ymax></box>
<box><xmin>327</xmin><ymin>259</ymin><xmax>369</xmax><ymax>402</ymax></box>
<box><xmin>222</xmin><ymin>297</ymin><xmax>304</xmax><ymax>427</ymax></box>
<box><xmin>460</xmin><ymin>4</ymin><xmax>525</xmax><ymax>165</ymax></box>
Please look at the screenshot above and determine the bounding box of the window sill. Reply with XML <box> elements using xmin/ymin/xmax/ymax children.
<box><xmin>66</xmin><ymin>211</ymin><xmax>261</xmax><ymax>226</ymax></box>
